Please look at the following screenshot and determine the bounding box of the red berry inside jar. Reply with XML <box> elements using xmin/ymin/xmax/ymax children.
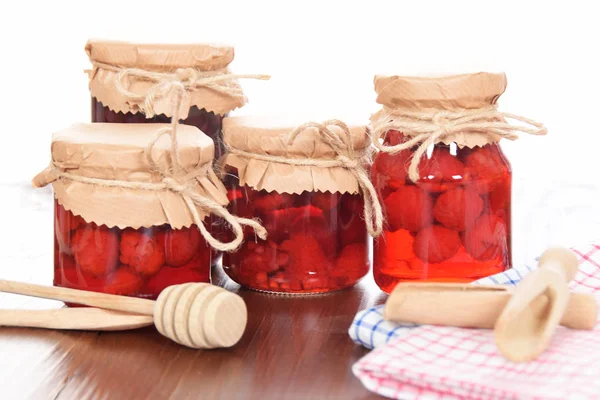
<box><xmin>53</xmin><ymin>202</ymin><xmax>211</xmax><ymax>301</ymax></box>
<box><xmin>372</xmin><ymin>132</ymin><xmax>512</xmax><ymax>293</ymax></box>
<box><xmin>222</xmin><ymin>177</ymin><xmax>369</xmax><ymax>294</ymax></box>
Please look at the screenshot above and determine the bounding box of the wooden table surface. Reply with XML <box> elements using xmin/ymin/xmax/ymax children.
<box><xmin>0</xmin><ymin>183</ymin><xmax>387</xmax><ymax>400</ymax></box>
<box><xmin>0</xmin><ymin>268</ymin><xmax>386</xmax><ymax>400</ymax></box>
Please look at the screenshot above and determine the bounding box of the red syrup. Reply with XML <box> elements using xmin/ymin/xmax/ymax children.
<box><xmin>54</xmin><ymin>201</ymin><xmax>211</xmax><ymax>302</ymax></box>
<box><xmin>222</xmin><ymin>175</ymin><xmax>369</xmax><ymax>294</ymax></box>
<box><xmin>372</xmin><ymin>131</ymin><xmax>511</xmax><ymax>293</ymax></box>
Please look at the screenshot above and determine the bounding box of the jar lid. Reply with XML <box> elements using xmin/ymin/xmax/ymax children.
<box><xmin>51</xmin><ymin>123</ymin><xmax>215</xmax><ymax>175</ymax></box>
<box><xmin>85</xmin><ymin>40</ymin><xmax>235</xmax><ymax>71</ymax></box>
<box><xmin>34</xmin><ymin>123</ymin><xmax>228</xmax><ymax>230</ymax></box>
<box><xmin>86</xmin><ymin>40</ymin><xmax>246</xmax><ymax>117</ymax></box>
<box><xmin>222</xmin><ymin>116</ymin><xmax>371</xmax><ymax>195</ymax></box>
<box><xmin>374</xmin><ymin>72</ymin><xmax>507</xmax><ymax>110</ymax></box>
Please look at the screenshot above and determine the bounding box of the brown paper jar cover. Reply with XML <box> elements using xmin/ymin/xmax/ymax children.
<box><xmin>222</xmin><ymin>116</ymin><xmax>371</xmax><ymax>195</ymax></box>
<box><xmin>86</xmin><ymin>40</ymin><xmax>245</xmax><ymax>117</ymax></box>
<box><xmin>34</xmin><ymin>123</ymin><xmax>228</xmax><ymax>230</ymax></box>
<box><xmin>372</xmin><ymin>72</ymin><xmax>508</xmax><ymax>148</ymax></box>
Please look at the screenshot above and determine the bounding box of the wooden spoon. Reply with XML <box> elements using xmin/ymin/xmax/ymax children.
<box><xmin>385</xmin><ymin>283</ymin><xmax>597</xmax><ymax>330</ymax></box>
<box><xmin>0</xmin><ymin>308</ymin><xmax>153</xmax><ymax>331</ymax></box>
<box><xmin>494</xmin><ymin>247</ymin><xmax>582</xmax><ymax>362</ymax></box>
<box><xmin>0</xmin><ymin>281</ymin><xmax>247</xmax><ymax>349</ymax></box>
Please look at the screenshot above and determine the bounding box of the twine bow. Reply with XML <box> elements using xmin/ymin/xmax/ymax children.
<box><xmin>227</xmin><ymin>120</ymin><xmax>384</xmax><ymax>237</ymax></box>
<box><xmin>92</xmin><ymin>61</ymin><xmax>270</xmax><ymax>118</ymax></box>
<box><xmin>43</xmin><ymin>63</ymin><xmax>270</xmax><ymax>251</ymax></box>
<box><xmin>38</xmin><ymin>96</ymin><xmax>267</xmax><ymax>251</ymax></box>
<box><xmin>371</xmin><ymin>105</ymin><xmax>547</xmax><ymax>183</ymax></box>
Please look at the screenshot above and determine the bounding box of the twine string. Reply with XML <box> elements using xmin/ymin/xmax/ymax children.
<box><xmin>228</xmin><ymin>120</ymin><xmax>384</xmax><ymax>237</ymax></box>
<box><xmin>92</xmin><ymin>61</ymin><xmax>270</xmax><ymax>118</ymax></box>
<box><xmin>50</xmin><ymin>63</ymin><xmax>270</xmax><ymax>251</ymax></box>
<box><xmin>371</xmin><ymin>105</ymin><xmax>547</xmax><ymax>182</ymax></box>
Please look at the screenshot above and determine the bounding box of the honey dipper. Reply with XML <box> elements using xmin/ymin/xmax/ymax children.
<box><xmin>0</xmin><ymin>280</ymin><xmax>247</xmax><ymax>349</ymax></box>
<box><xmin>495</xmin><ymin>247</ymin><xmax>584</xmax><ymax>362</ymax></box>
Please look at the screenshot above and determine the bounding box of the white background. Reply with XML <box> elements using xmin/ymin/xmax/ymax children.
<box><xmin>0</xmin><ymin>0</ymin><xmax>598</xmax><ymax>273</ymax></box>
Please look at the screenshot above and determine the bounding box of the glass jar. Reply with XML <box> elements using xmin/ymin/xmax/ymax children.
<box><xmin>34</xmin><ymin>123</ymin><xmax>233</xmax><ymax>300</ymax></box>
<box><xmin>85</xmin><ymin>40</ymin><xmax>245</xmax><ymax>159</ymax></box>
<box><xmin>370</xmin><ymin>73</ymin><xmax>545</xmax><ymax>293</ymax></box>
<box><xmin>221</xmin><ymin>117</ymin><xmax>375</xmax><ymax>294</ymax></box>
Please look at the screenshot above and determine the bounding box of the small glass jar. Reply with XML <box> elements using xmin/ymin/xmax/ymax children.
<box><xmin>221</xmin><ymin>117</ymin><xmax>373</xmax><ymax>294</ymax></box>
<box><xmin>86</xmin><ymin>40</ymin><xmax>245</xmax><ymax>159</ymax></box>
<box><xmin>370</xmin><ymin>73</ymin><xmax>544</xmax><ymax>293</ymax></box>
<box><xmin>35</xmin><ymin>123</ymin><xmax>231</xmax><ymax>300</ymax></box>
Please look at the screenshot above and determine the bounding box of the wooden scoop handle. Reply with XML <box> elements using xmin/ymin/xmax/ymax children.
<box><xmin>495</xmin><ymin>247</ymin><xmax>581</xmax><ymax>362</ymax></box>
<box><xmin>0</xmin><ymin>308</ymin><xmax>154</xmax><ymax>331</ymax></box>
<box><xmin>538</xmin><ymin>247</ymin><xmax>580</xmax><ymax>282</ymax></box>
<box><xmin>0</xmin><ymin>280</ymin><xmax>155</xmax><ymax>316</ymax></box>
<box><xmin>385</xmin><ymin>284</ymin><xmax>597</xmax><ymax>330</ymax></box>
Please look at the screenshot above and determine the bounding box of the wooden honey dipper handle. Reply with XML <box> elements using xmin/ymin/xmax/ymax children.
<box><xmin>0</xmin><ymin>280</ymin><xmax>155</xmax><ymax>315</ymax></box>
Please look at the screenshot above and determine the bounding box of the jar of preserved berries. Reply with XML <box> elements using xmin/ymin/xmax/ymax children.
<box><xmin>85</xmin><ymin>40</ymin><xmax>269</xmax><ymax>266</ymax></box>
<box><xmin>221</xmin><ymin>117</ymin><xmax>383</xmax><ymax>294</ymax></box>
<box><xmin>370</xmin><ymin>73</ymin><xmax>547</xmax><ymax>292</ymax></box>
<box><xmin>33</xmin><ymin>123</ymin><xmax>265</xmax><ymax>300</ymax></box>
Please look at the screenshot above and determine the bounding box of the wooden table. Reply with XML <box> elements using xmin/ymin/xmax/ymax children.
<box><xmin>0</xmin><ymin>269</ymin><xmax>386</xmax><ymax>400</ymax></box>
<box><xmin>0</xmin><ymin>182</ymin><xmax>387</xmax><ymax>400</ymax></box>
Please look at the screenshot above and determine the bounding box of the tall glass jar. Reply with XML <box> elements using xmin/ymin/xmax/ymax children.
<box><xmin>370</xmin><ymin>73</ymin><xmax>545</xmax><ymax>293</ymax></box>
<box><xmin>221</xmin><ymin>117</ymin><xmax>378</xmax><ymax>294</ymax></box>
<box><xmin>33</xmin><ymin>123</ymin><xmax>236</xmax><ymax>300</ymax></box>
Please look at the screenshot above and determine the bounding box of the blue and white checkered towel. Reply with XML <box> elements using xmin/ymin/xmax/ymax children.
<box><xmin>349</xmin><ymin>262</ymin><xmax>536</xmax><ymax>349</ymax></box>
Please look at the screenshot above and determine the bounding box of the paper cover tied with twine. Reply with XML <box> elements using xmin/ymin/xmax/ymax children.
<box><xmin>86</xmin><ymin>40</ymin><xmax>261</xmax><ymax>118</ymax></box>
<box><xmin>223</xmin><ymin>116</ymin><xmax>371</xmax><ymax>195</ymax></box>
<box><xmin>32</xmin><ymin>123</ymin><xmax>229</xmax><ymax>230</ymax></box>
<box><xmin>223</xmin><ymin>117</ymin><xmax>384</xmax><ymax>237</ymax></box>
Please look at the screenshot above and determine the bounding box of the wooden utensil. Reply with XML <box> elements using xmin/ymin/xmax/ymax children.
<box><xmin>0</xmin><ymin>280</ymin><xmax>247</xmax><ymax>349</ymax></box>
<box><xmin>0</xmin><ymin>308</ymin><xmax>154</xmax><ymax>331</ymax></box>
<box><xmin>385</xmin><ymin>283</ymin><xmax>597</xmax><ymax>330</ymax></box>
<box><xmin>494</xmin><ymin>247</ymin><xmax>582</xmax><ymax>362</ymax></box>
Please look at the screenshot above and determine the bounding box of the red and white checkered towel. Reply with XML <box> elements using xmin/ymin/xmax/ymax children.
<box><xmin>353</xmin><ymin>243</ymin><xmax>600</xmax><ymax>400</ymax></box>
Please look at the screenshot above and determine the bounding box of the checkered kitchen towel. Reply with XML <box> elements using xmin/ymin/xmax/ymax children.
<box><xmin>351</xmin><ymin>243</ymin><xmax>600</xmax><ymax>399</ymax></box>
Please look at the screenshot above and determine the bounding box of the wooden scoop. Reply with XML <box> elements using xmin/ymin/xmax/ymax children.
<box><xmin>494</xmin><ymin>247</ymin><xmax>583</xmax><ymax>362</ymax></box>
<box><xmin>385</xmin><ymin>283</ymin><xmax>597</xmax><ymax>330</ymax></box>
<box><xmin>0</xmin><ymin>280</ymin><xmax>247</xmax><ymax>349</ymax></box>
